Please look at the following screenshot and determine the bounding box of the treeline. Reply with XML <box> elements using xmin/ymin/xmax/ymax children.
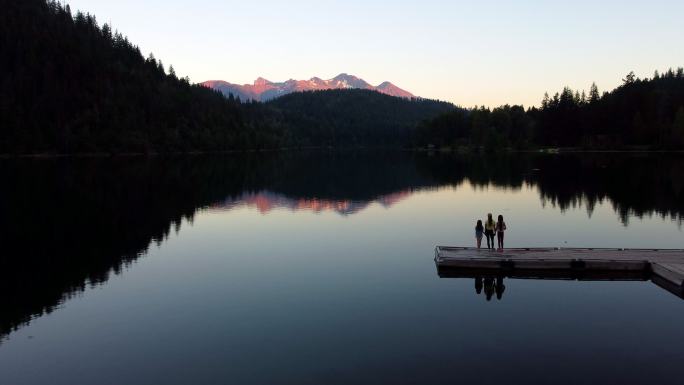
<box><xmin>3</xmin><ymin>1</ymin><xmax>683</xmax><ymax>154</ymax></box>
<box><xmin>414</xmin><ymin>70</ymin><xmax>684</xmax><ymax>150</ymax></box>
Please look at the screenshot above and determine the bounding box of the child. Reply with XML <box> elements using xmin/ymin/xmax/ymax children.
<box><xmin>496</xmin><ymin>215</ymin><xmax>507</xmax><ymax>250</ymax></box>
<box><xmin>475</xmin><ymin>220</ymin><xmax>484</xmax><ymax>249</ymax></box>
<box><xmin>484</xmin><ymin>213</ymin><xmax>496</xmax><ymax>250</ymax></box>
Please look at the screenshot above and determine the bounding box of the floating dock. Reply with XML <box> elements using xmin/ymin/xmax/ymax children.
<box><xmin>435</xmin><ymin>247</ymin><xmax>684</xmax><ymax>299</ymax></box>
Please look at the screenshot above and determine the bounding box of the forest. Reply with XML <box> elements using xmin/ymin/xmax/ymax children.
<box><xmin>1</xmin><ymin>0</ymin><xmax>281</xmax><ymax>154</ymax></box>
<box><xmin>0</xmin><ymin>0</ymin><xmax>452</xmax><ymax>154</ymax></box>
<box><xmin>267</xmin><ymin>90</ymin><xmax>453</xmax><ymax>147</ymax></box>
<box><xmin>2</xmin><ymin>0</ymin><xmax>683</xmax><ymax>154</ymax></box>
<box><xmin>414</xmin><ymin>70</ymin><xmax>684</xmax><ymax>150</ymax></box>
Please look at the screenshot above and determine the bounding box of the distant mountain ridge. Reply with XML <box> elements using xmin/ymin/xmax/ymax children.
<box><xmin>202</xmin><ymin>73</ymin><xmax>415</xmax><ymax>101</ymax></box>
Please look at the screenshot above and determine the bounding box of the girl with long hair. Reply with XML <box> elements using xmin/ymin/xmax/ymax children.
<box><xmin>475</xmin><ymin>220</ymin><xmax>484</xmax><ymax>249</ymax></box>
<box><xmin>484</xmin><ymin>213</ymin><xmax>496</xmax><ymax>250</ymax></box>
<box><xmin>496</xmin><ymin>214</ymin><xmax>507</xmax><ymax>250</ymax></box>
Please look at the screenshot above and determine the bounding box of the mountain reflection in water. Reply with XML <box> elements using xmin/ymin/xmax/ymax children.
<box><xmin>210</xmin><ymin>190</ymin><xmax>412</xmax><ymax>215</ymax></box>
<box><xmin>1</xmin><ymin>151</ymin><xmax>683</xmax><ymax>340</ymax></box>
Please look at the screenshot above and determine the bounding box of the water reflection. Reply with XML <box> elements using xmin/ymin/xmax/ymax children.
<box><xmin>473</xmin><ymin>277</ymin><xmax>507</xmax><ymax>301</ymax></box>
<box><xmin>439</xmin><ymin>266</ymin><xmax>682</xmax><ymax>300</ymax></box>
<box><xmin>417</xmin><ymin>153</ymin><xmax>684</xmax><ymax>224</ymax></box>
<box><xmin>1</xmin><ymin>151</ymin><xmax>683</xmax><ymax>340</ymax></box>
<box><xmin>211</xmin><ymin>190</ymin><xmax>412</xmax><ymax>215</ymax></box>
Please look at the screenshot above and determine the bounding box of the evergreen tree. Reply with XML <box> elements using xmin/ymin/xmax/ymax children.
<box><xmin>589</xmin><ymin>83</ymin><xmax>600</xmax><ymax>103</ymax></box>
<box><xmin>623</xmin><ymin>71</ymin><xmax>636</xmax><ymax>85</ymax></box>
<box><xmin>418</xmin><ymin>70</ymin><xmax>684</xmax><ymax>150</ymax></box>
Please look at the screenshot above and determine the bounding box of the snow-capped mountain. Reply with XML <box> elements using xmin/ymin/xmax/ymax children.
<box><xmin>201</xmin><ymin>73</ymin><xmax>415</xmax><ymax>102</ymax></box>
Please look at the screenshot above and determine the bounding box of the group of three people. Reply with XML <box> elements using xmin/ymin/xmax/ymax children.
<box><xmin>475</xmin><ymin>213</ymin><xmax>507</xmax><ymax>250</ymax></box>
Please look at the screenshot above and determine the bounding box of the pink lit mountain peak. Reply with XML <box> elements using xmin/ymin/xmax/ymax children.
<box><xmin>202</xmin><ymin>74</ymin><xmax>415</xmax><ymax>102</ymax></box>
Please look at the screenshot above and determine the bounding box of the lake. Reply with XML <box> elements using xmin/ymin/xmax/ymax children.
<box><xmin>1</xmin><ymin>152</ymin><xmax>683</xmax><ymax>385</ymax></box>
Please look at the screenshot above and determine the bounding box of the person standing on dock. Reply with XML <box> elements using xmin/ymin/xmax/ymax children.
<box><xmin>475</xmin><ymin>220</ymin><xmax>484</xmax><ymax>249</ymax></box>
<box><xmin>496</xmin><ymin>215</ymin><xmax>507</xmax><ymax>251</ymax></box>
<box><xmin>484</xmin><ymin>213</ymin><xmax>496</xmax><ymax>250</ymax></box>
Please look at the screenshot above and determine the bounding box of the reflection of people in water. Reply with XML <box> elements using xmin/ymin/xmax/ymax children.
<box><xmin>484</xmin><ymin>213</ymin><xmax>496</xmax><ymax>250</ymax></box>
<box><xmin>484</xmin><ymin>277</ymin><xmax>495</xmax><ymax>301</ymax></box>
<box><xmin>496</xmin><ymin>276</ymin><xmax>506</xmax><ymax>300</ymax></box>
<box><xmin>475</xmin><ymin>276</ymin><xmax>483</xmax><ymax>294</ymax></box>
<box><xmin>475</xmin><ymin>220</ymin><xmax>484</xmax><ymax>249</ymax></box>
<box><xmin>474</xmin><ymin>276</ymin><xmax>506</xmax><ymax>301</ymax></box>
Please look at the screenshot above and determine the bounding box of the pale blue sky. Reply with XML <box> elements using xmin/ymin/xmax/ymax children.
<box><xmin>65</xmin><ymin>0</ymin><xmax>684</xmax><ymax>107</ymax></box>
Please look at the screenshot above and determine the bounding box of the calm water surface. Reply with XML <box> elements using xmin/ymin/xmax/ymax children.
<box><xmin>1</xmin><ymin>152</ymin><xmax>683</xmax><ymax>384</ymax></box>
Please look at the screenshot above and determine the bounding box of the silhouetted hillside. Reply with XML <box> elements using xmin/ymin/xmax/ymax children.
<box><xmin>3</xmin><ymin>1</ymin><xmax>682</xmax><ymax>154</ymax></box>
<box><xmin>0</xmin><ymin>1</ymin><xmax>451</xmax><ymax>154</ymax></box>
<box><xmin>0</xmin><ymin>1</ymin><xmax>290</xmax><ymax>154</ymax></box>
<box><xmin>415</xmin><ymin>71</ymin><xmax>684</xmax><ymax>150</ymax></box>
<box><xmin>267</xmin><ymin>89</ymin><xmax>455</xmax><ymax>147</ymax></box>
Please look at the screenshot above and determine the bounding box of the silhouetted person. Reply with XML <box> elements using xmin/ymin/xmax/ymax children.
<box><xmin>495</xmin><ymin>276</ymin><xmax>506</xmax><ymax>300</ymax></box>
<box><xmin>475</xmin><ymin>220</ymin><xmax>484</xmax><ymax>249</ymax></box>
<box><xmin>496</xmin><ymin>215</ymin><xmax>507</xmax><ymax>251</ymax></box>
<box><xmin>484</xmin><ymin>213</ymin><xmax>496</xmax><ymax>250</ymax></box>
<box><xmin>484</xmin><ymin>277</ymin><xmax>495</xmax><ymax>301</ymax></box>
<box><xmin>475</xmin><ymin>276</ymin><xmax>483</xmax><ymax>294</ymax></box>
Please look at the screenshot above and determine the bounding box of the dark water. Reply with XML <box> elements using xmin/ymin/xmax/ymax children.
<box><xmin>1</xmin><ymin>152</ymin><xmax>683</xmax><ymax>385</ymax></box>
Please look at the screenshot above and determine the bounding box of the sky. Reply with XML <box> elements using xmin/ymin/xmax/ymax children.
<box><xmin>65</xmin><ymin>0</ymin><xmax>684</xmax><ymax>107</ymax></box>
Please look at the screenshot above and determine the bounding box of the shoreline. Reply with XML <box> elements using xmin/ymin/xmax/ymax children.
<box><xmin>1</xmin><ymin>147</ymin><xmax>684</xmax><ymax>159</ymax></box>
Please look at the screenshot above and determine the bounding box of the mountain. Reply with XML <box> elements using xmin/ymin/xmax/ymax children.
<box><xmin>1</xmin><ymin>0</ymin><xmax>451</xmax><ymax>154</ymax></box>
<box><xmin>376</xmin><ymin>81</ymin><xmax>414</xmax><ymax>98</ymax></box>
<box><xmin>202</xmin><ymin>73</ymin><xmax>415</xmax><ymax>101</ymax></box>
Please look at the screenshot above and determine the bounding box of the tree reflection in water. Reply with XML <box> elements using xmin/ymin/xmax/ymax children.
<box><xmin>1</xmin><ymin>152</ymin><xmax>682</xmax><ymax>339</ymax></box>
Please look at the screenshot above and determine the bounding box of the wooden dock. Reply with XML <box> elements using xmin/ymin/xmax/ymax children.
<box><xmin>435</xmin><ymin>247</ymin><xmax>684</xmax><ymax>299</ymax></box>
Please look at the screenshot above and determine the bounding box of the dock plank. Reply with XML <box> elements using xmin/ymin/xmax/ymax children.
<box><xmin>651</xmin><ymin>263</ymin><xmax>684</xmax><ymax>287</ymax></box>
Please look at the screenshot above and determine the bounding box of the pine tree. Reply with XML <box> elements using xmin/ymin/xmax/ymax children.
<box><xmin>541</xmin><ymin>93</ymin><xmax>550</xmax><ymax>109</ymax></box>
<box><xmin>102</xmin><ymin>23</ymin><xmax>112</xmax><ymax>39</ymax></box>
<box><xmin>589</xmin><ymin>83</ymin><xmax>600</xmax><ymax>103</ymax></box>
<box><xmin>623</xmin><ymin>71</ymin><xmax>636</xmax><ymax>85</ymax></box>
